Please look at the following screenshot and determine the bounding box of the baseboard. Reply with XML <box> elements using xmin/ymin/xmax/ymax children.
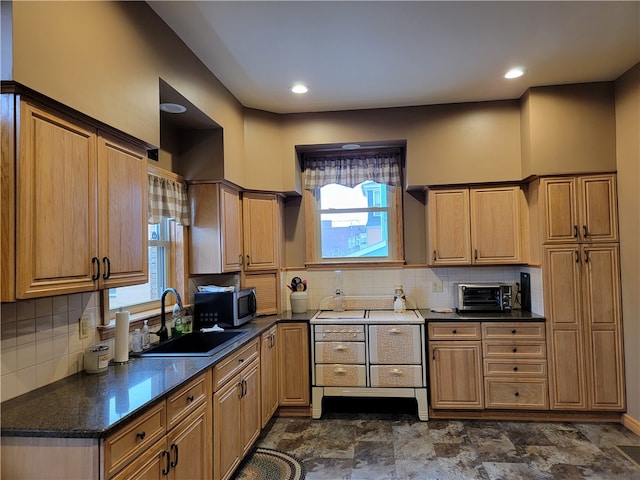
<box><xmin>276</xmin><ymin>406</ymin><xmax>312</xmax><ymax>417</ymax></box>
<box><xmin>429</xmin><ymin>409</ymin><xmax>624</xmax><ymax>423</ymax></box>
<box><xmin>622</xmin><ymin>413</ymin><xmax>640</xmax><ymax>436</ymax></box>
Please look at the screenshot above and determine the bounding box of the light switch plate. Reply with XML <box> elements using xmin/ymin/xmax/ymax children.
<box><xmin>79</xmin><ymin>315</ymin><xmax>89</xmax><ymax>340</ymax></box>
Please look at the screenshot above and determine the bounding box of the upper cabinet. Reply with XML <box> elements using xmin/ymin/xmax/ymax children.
<box><xmin>540</xmin><ymin>174</ymin><xmax>618</xmax><ymax>244</ymax></box>
<box><xmin>428</xmin><ymin>185</ymin><xmax>522</xmax><ymax>266</ymax></box>
<box><xmin>7</xmin><ymin>99</ymin><xmax>147</xmax><ymax>299</ymax></box>
<box><xmin>188</xmin><ymin>183</ymin><xmax>243</xmax><ymax>274</ymax></box>
<box><xmin>241</xmin><ymin>193</ymin><xmax>282</xmax><ymax>272</ymax></box>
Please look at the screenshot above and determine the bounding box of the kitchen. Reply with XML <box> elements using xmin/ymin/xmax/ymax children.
<box><xmin>1</xmin><ymin>1</ymin><xmax>639</xmax><ymax>479</ymax></box>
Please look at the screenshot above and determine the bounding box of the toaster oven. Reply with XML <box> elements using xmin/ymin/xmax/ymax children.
<box><xmin>454</xmin><ymin>283</ymin><xmax>513</xmax><ymax>312</ymax></box>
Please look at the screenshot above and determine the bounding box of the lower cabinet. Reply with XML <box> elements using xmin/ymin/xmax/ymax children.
<box><xmin>277</xmin><ymin>322</ymin><xmax>310</xmax><ymax>408</ymax></box>
<box><xmin>105</xmin><ymin>372</ymin><xmax>212</xmax><ymax>480</ymax></box>
<box><xmin>428</xmin><ymin>321</ymin><xmax>549</xmax><ymax>411</ymax></box>
<box><xmin>261</xmin><ymin>325</ymin><xmax>279</xmax><ymax>427</ymax></box>
<box><xmin>213</xmin><ymin>338</ymin><xmax>261</xmax><ymax>480</ymax></box>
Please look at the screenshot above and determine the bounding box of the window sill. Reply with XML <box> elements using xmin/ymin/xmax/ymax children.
<box><xmin>97</xmin><ymin>305</ymin><xmax>192</xmax><ymax>342</ymax></box>
<box><xmin>305</xmin><ymin>260</ymin><xmax>405</xmax><ymax>270</ymax></box>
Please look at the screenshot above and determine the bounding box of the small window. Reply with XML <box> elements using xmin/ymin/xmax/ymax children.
<box><xmin>106</xmin><ymin>218</ymin><xmax>172</xmax><ymax>315</ymax></box>
<box><xmin>302</xmin><ymin>147</ymin><xmax>405</xmax><ymax>266</ymax></box>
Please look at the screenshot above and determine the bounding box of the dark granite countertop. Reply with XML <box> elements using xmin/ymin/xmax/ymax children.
<box><xmin>1</xmin><ymin>312</ymin><xmax>315</xmax><ymax>439</ymax></box>
<box><xmin>421</xmin><ymin>309</ymin><xmax>545</xmax><ymax>322</ymax></box>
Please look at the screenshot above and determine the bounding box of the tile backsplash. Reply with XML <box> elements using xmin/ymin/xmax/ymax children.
<box><xmin>282</xmin><ymin>265</ymin><xmax>544</xmax><ymax>314</ymax></box>
<box><xmin>1</xmin><ymin>292</ymin><xmax>105</xmax><ymax>402</ymax></box>
<box><xmin>1</xmin><ymin>266</ymin><xmax>544</xmax><ymax>402</ymax></box>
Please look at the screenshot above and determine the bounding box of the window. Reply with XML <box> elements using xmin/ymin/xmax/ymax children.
<box><xmin>302</xmin><ymin>147</ymin><xmax>404</xmax><ymax>266</ymax></box>
<box><xmin>106</xmin><ymin>218</ymin><xmax>172</xmax><ymax>314</ymax></box>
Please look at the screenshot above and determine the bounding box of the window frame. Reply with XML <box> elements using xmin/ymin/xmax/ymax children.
<box><xmin>303</xmin><ymin>183</ymin><xmax>404</xmax><ymax>268</ymax></box>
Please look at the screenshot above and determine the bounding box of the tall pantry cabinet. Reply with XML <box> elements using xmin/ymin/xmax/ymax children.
<box><xmin>535</xmin><ymin>174</ymin><xmax>625</xmax><ymax>411</ymax></box>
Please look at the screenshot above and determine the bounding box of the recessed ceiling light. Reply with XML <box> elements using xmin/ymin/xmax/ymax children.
<box><xmin>290</xmin><ymin>83</ymin><xmax>309</xmax><ymax>94</ymax></box>
<box><xmin>160</xmin><ymin>102</ymin><xmax>187</xmax><ymax>114</ymax></box>
<box><xmin>504</xmin><ymin>67</ymin><xmax>526</xmax><ymax>79</ymax></box>
<box><xmin>342</xmin><ymin>143</ymin><xmax>361</xmax><ymax>150</ymax></box>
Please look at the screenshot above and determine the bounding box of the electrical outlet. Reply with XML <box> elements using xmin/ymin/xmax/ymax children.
<box><xmin>79</xmin><ymin>315</ymin><xmax>89</xmax><ymax>340</ymax></box>
<box><xmin>431</xmin><ymin>280</ymin><xmax>443</xmax><ymax>293</ymax></box>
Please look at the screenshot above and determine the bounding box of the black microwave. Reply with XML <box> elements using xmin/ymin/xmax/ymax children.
<box><xmin>194</xmin><ymin>288</ymin><xmax>257</xmax><ymax>329</ymax></box>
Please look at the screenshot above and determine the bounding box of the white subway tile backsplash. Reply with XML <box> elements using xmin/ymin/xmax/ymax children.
<box><xmin>1</xmin><ymin>293</ymin><xmax>105</xmax><ymax>401</ymax></box>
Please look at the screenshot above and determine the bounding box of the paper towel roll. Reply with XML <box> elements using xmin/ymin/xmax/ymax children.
<box><xmin>114</xmin><ymin>311</ymin><xmax>130</xmax><ymax>363</ymax></box>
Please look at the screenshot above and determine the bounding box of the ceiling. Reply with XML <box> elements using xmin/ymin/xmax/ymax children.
<box><xmin>149</xmin><ymin>1</ymin><xmax>640</xmax><ymax>115</ymax></box>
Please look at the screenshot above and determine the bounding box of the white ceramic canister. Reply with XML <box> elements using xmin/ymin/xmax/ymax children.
<box><xmin>85</xmin><ymin>345</ymin><xmax>110</xmax><ymax>374</ymax></box>
<box><xmin>290</xmin><ymin>291</ymin><xmax>308</xmax><ymax>314</ymax></box>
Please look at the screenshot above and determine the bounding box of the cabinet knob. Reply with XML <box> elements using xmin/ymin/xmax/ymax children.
<box><xmin>512</xmin><ymin>347</ymin><xmax>517</xmax><ymax>353</ymax></box>
<box><xmin>452</xmin><ymin>329</ymin><xmax>457</xmax><ymax>334</ymax></box>
<box><xmin>511</xmin><ymin>329</ymin><xmax>516</xmax><ymax>334</ymax></box>
<box><xmin>136</xmin><ymin>431</ymin><xmax>146</xmax><ymax>441</ymax></box>
<box><xmin>186</xmin><ymin>395</ymin><xmax>195</xmax><ymax>403</ymax></box>
<box><xmin>514</xmin><ymin>392</ymin><xmax>520</xmax><ymax>397</ymax></box>
<box><xmin>513</xmin><ymin>366</ymin><xmax>519</xmax><ymax>372</ymax></box>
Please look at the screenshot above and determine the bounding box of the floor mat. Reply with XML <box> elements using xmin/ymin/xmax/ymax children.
<box><xmin>616</xmin><ymin>445</ymin><xmax>640</xmax><ymax>468</ymax></box>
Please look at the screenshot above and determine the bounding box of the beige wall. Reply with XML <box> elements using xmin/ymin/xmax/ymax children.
<box><xmin>10</xmin><ymin>1</ymin><xmax>246</xmax><ymax>186</ymax></box>
<box><xmin>615</xmin><ymin>63</ymin><xmax>640</xmax><ymax>423</ymax></box>
<box><xmin>522</xmin><ymin>83</ymin><xmax>616</xmax><ymax>177</ymax></box>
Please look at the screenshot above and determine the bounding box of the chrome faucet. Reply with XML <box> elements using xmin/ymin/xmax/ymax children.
<box><xmin>154</xmin><ymin>288</ymin><xmax>183</xmax><ymax>342</ymax></box>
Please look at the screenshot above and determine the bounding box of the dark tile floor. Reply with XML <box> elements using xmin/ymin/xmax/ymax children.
<box><xmin>256</xmin><ymin>399</ymin><xmax>640</xmax><ymax>479</ymax></box>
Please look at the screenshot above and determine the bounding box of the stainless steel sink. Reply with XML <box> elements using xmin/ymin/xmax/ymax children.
<box><xmin>135</xmin><ymin>330</ymin><xmax>248</xmax><ymax>357</ymax></box>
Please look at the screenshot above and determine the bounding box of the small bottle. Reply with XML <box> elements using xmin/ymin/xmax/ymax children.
<box><xmin>132</xmin><ymin>328</ymin><xmax>143</xmax><ymax>353</ymax></box>
<box><xmin>142</xmin><ymin>320</ymin><xmax>150</xmax><ymax>349</ymax></box>
<box><xmin>393</xmin><ymin>284</ymin><xmax>406</xmax><ymax>313</ymax></box>
<box><xmin>172</xmin><ymin>303</ymin><xmax>183</xmax><ymax>337</ymax></box>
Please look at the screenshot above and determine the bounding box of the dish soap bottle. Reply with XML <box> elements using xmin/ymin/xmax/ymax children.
<box><xmin>393</xmin><ymin>284</ymin><xmax>406</xmax><ymax>313</ymax></box>
<box><xmin>172</xmin><ymin>303</ymin><xmax>183</xmax><ymax>337</ymax></box>
<box><xmin>142</xmin><ymin>320</ymin><xmax>150</xmax><ymax>349</ymax></box>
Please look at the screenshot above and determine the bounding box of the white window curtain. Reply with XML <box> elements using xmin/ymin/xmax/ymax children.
<box><xmin>148</xmin><ymin>174</ymin><xmax>190</xmax><ymax>226</ymax></box>
<box><xmin>303</xmin><ymin>150</ymin><xmax>402</xmax><ymax>190</ymax></box>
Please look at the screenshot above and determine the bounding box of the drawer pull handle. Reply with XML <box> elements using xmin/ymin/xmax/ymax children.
<box><xmin>187</xmin><ymin>395</ymin><xmax>195</xmax><ymax>403</ymax></box>
<box><xmin>513</xmin><ymin>366</ymin><xmax>519</xmax><ymax>372</ymax></box>
<box><xmin>238</xmin><ymin>358</ymin><xmax>244</xmax><ymax>364</ymax></box>
<box><xmin>514</xmin><ymin>392</ymin><xmax>520</xmax><ymax>397</ymax></box>
<box><xmin>388</xmin><ymin>328</ymin><xmax>401</xmax><ymax>334</ymax></box>
<box><xmin>334</xmin><ymin>368</ymin><xmax>347</xmax><ymax>375</ymax></box>
<box><xmin>512</xmin><ymin>348</ymin><xmax>518</xmax><ymax>353</ymax></box>
<box><xmin>390</xmin><ymin>369</ymin><xmax>403</xmax><ymax>376</ymax></box>
<box><xmin>511</xmin><ymin>329</ymin><xmax>517</xmax><ymax>334</ymax></box>
<box><xmin>452</xmin><ymin>329</ymin><xmax>457</xmax><ymax>334</ymax></box>
<box><xmin>136</xmin><ymin>431</ymin><xmax>146</xmax><ymax>441</ymax></box>
<box><xmin>334</xmin><ymin>345</ymin><xmax>346</xmax><ymax>351</ymax></box>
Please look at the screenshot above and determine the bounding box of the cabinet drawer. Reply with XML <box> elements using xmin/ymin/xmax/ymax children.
<box><xmin>103</xmin><ymin>402</ymin><xmax>166</xmax><ymax>478</ymax></box>
<box><xmin>482</xmin><ymin>323</ymin><xmax>545</xmax><ymax>340</ymax></box>
<box><xmin>315</xmin><ymin>364</ymin><xmax>366</xmax><ymax>386</ymax></box>
<box><xmin>482</xmin><ymin>341</ymin><xmax>546</xmax><ymax>359</ymax></box>
<box><xmin>166</xmin><ymin>372</ymin><xmax>211</xmax><ymax>431</ymax></box>
<box><xmin>369</xmin><ymin>325</ymin><xmax>423</xmax><ymax>364</ymax></box>
<box><xmin>428</xmin><ymin>322</ymin><xmax>481</xmax><ymax>340</ymax></box>
<box><xmin>370</xmin><ymin>365</ymin><xmax>423</xmax><ymax>387</ymax></box>
<box><xmin>315</xmin><ymin>341</ymin><xmax>365</xmax><ymax>364</ymax></box>
<box><xmin>484</xmin><ymin>378</ymin><xmax>549</xmax><ymax>409</ymax></box>
<box><xmin>483</xmin><ymin>359</ymin><xmax>547</xmax><ymax>377</ymax></box>
<box><xmin>213</xmin><ymin>338</ymin><xmax>259</xmax><ymax>390</ymax></box>
<box><xmin>314</xmin><ymin>324</ymin><xmax>365</xmax><ymax>341</ymax></box>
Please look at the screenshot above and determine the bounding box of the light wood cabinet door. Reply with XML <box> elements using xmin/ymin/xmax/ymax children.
<box><xmin>17</xmin><ymin>101</ymin><xmax>98</xmax><ymax>298</ymax></box>
<box><xmin>429</xmin><ymin>341</ymin><xmax>484</xmax><ymax>409</ymax></box>
<box><xmin>110</xmin><ymin>438</ymin><xmax>168</xmax><ymax>480</ymax></box>
<box><xmin>97</xmin><ymin>133</ymin><xmax>147</xmax><ymax>288</ymax></box>
<box><xmin>261</xmin><ymin>326</ymin><xmax>279</xmax><ymax>427</ymax></box>
<box><xmin>240</xmin><ymin>359</ymin><xmax>261</xmax><ymax>457</ymax></box>
<box><xmin>582</xmin><ymin>244</ymin><xmax>625</xmax><ymax>410</ymax></box>
<box><xmin>540</xmin><ymin>174</ymin><xmax>618</xmax><ymax>244</ymax></box>
<box><xmin>278</xmin><ymin>322</ymin><xmax>310</xmax><ymax>406</ymax></box>
<box><xmin>189</xmin><ymin>183</ymin><xmax>243</xmax><ymax>274</ymax></box>
<box><xmin>242</xmin><ymin>192</ymin><xmax>280</xmax><ymax>271</ymax></box>
<box><xmin>470</xmin><ymin>186</ymin><xmax>521</xmax><ymax>264</ymax></box>
<box><xmin>544</xmin><ymin>244</ymin><xmax>625</xmax><ymax>411</ymax></box>
<box><xmin>221</xmin><ymin>185</ymin><xmax>244</xmax><ymax>271</ymax></box>
<box><xmin>242</xmin><ymin>271</ymin><xmax>279</xmax><ymax>315</ymax></box>
<box><xmin>427</xmin><ymin>188</ymin><xmax>471</xmax><ymax>265</ymax></box>
<box><xmin>167</xmin><ymin>403</ymin><xmax>211</xmax><ymax>480</ymax></box>
<box><xmin>213</xmin><ymin>374</ymin><xmax>242</xmax><ymax>480</ymax></box>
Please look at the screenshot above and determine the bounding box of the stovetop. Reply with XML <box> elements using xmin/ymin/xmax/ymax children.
<box><xmin>311</xmin><ymin>296</ymin><xmax>424</xmax><ymax>324</ymax></box>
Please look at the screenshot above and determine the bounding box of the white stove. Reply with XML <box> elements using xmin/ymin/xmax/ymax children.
<box><xmin>309</xmin><ymin>296</ymin><xmax>428</xmax><ymax>421</ymax></box>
